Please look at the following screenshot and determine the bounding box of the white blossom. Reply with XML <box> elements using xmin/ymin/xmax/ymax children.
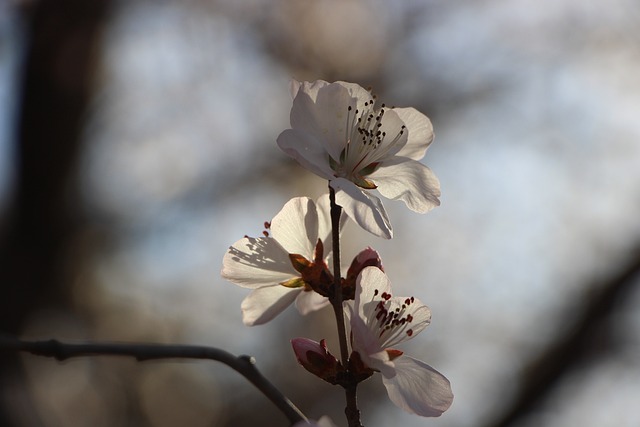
<box><xmin>347</xmin><ymin>267</ymin><xmax>453</xmax><ymax>416</ymax></box>
<box><xmin>278</xmin><ymin>80</ymin><xmax>440</xmax><ymax>239</ymax></box>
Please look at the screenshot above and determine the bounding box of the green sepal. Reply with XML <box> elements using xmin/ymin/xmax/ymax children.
<box><xmin>279</xmin><ymin>277</ymin><xmax>306</xmax><ymax>288</ymax></box>
<box><xmin>353</xmin><ymin>174</ymin><xmax>377</xmax><ymax>189</ymax></box>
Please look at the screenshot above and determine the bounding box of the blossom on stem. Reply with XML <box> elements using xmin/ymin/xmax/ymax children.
<box><xmin>277</xmin><ymin>80</ymin><xmax>441</xmax><ymax>239</ymax></box>
<box><xmin>221</xmin><ymin>196</ymin><xmax>344</xmax><ymax>325</ymax></box>
<box><xmin>347</xmin><ymin>267</ymin><xmax>453</xmax><ymax>417</ymax></box>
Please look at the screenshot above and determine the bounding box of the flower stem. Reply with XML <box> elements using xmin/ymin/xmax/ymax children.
<box><xmin>329</xmin><ymin>185</ymin><xmax>348</xmax><ymax>366</ymax></box>
<box><xmin>329</xmin><ymin>185</ymin><xmax>363</xmax><ymax>427</ymax></box>
<box><xmin>345</xmin><ymin>385</ymin><xmax>364</xmax><ymax>427</ymax></box>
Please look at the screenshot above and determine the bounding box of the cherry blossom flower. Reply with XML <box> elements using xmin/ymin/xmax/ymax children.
<box><xmin>347</xmin><ymin>267</ymin><xmax>453</xmax><ymax>417</ymax></box>
<box><xmin>277</xmin><ymin>80</ymin><xmax>441</xmax><ymax>239</ymax></box>
<box><xmin>222</xmin><ymin>196</ymin><xmax>343</xmax><ymax>325</ymax></box>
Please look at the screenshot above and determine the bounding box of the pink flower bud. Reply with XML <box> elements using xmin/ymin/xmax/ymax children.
<box><xmin>291</xmin><ymin>338</ymin><xmax>341</xmax><ymax>384</ymax></box>
<box><xmin>342</xmin><ymin>247</ymin><xmax>383</xmax><ymax>300</ymax></box>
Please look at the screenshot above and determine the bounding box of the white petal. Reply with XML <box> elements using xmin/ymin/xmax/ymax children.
<box><xmin>277</xmin><ymin>129</ymin><xmax>335</xmax><ymax>180</ymax></box>
<box><xmin>270</xmin><ymin>197</ymin><xmax>317</xmax><ymax>256</ymax></box>
<box><xmin>333</xmin><ymin>81</ymin><xmax>375</xmax><ymax>116</ymax></box>
<box><xmin>355</xmin><ymin>267</ymin><xmax>430</xmax><ymax>348</ymax></box>
<box><xmin>291</xmin><ymin>81</ymin><xmax>374</xmax><ymax>162</ymax></box>
<box><xmin>241</xmin><ymin>285</ymin><xmax>301</xmax><ymax>326</ymax></box>
<box><xmin>361</xmin><ymin>108</ymin><xmax>408</xmax><ymax>164</ymax></box>
<box><xmin>379</xmin><ymin>297</ymin><xmax>431</xmax><ymax>348</ymax></box>
<box><xmin>370</xmin><ymin>157</ymin><xmax>441</xmax><ymax>213</ymax></box>
<box><xmin>295</xmin><ymin>290</ymin><xmax>330</xmax><ymax>315</ymax></box>
<box><xmin>355</xmin><ymin>267</ymin><xmax>392</xmax><ymax>311</ymax></box>
<box><xmin>393</xmin><ymin>108</ymin><xmax>434</xmax><ymax>160</ymax></box>
<box><xmin>333</xmin><ymin>81</ymin><xmax>374</xmax><ymax>102</ymax></box>
<box><xmin>290</xmin><ymin>79</ymin><xmax>331</xmax><ymax>101</ymax></box>
<box><xmin>222</xmin><ymin>237</ymin><xmax>298</xmax><ymax>288</ymax></box>
<box><xmin>381</xmin><ymin>356</ymin><xmax>454</xmax><ymax>417</ymax></box>
<box><xmin>315</xmin><ymin>193</ymin><xmax>348</xmax><ymax>259</ymax></box>
<box><xmin>331</xmin><ymin>177</ymin><xmax>393</xmax><ymax>239</ymax></box>
<box><xmin>289</xmin><ymin>83</ymin><xmax>349</xmax><ymax>162</ymax></box>
<box><xmin>314</xmin><ymin>193</ymin><xmax>333</xmax><ymax>251</ymax></box>
<box><xmin>289</xmin><ymin>79</ymin><xmax>301</xmax><ymax>99</ymax></box>
<box><xmin>347</xmin><ymin>303</ymin><xmax>395</xmax><ymax>377</ymax></box>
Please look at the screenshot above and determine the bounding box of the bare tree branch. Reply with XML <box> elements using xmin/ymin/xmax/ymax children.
<box><xmin>0</xmin><ymin>336</ymin><xmax>307</xmax><ymax>426</ymax></box>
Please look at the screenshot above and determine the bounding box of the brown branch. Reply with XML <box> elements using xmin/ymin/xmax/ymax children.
<box><xmin>0</xmin><ymin>335</ymin><xmax>307</xmax><ymax>426</ymax></box>
<box><xmin>328</xmin><ymin>186</ymin><xmax>363</xmax><ymax>427</ymax></box>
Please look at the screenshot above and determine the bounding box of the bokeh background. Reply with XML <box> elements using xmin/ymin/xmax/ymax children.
<box><xmin>1</xmin><ymin>0</ymin><xmax>640</xmax><ymax>426</ymax></box>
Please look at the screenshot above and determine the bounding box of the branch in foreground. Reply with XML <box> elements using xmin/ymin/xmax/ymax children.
<box><xmin>0</xmin><ymin>335</ymin><xmax>307</xmax><ymax>426</ymax></box>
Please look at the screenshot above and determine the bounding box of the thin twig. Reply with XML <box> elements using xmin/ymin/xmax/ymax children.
<box><xmin>0</xmin><ymin>335</ymin><xmax>307</xmax><ymax>426</ymax></box>
<box><xmin>328</xmin><ymin>185</ymin><xmax>363</xmax><ymax>427</ymax></box>
<box><xmin>329</xmin><ymin>186</ymin><xmax>349</xmax><ymax>366</ymax></box>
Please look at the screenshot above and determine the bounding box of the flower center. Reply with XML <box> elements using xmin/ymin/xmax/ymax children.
<box><xmin>371</xmin><ymin>288</ymin><xmax>416</xmax><ymax>348</ymax></box>
<box><xmin>330</xmin><ymin>101</ymin><xmax>406</xmax><ymax>189</ymax></box>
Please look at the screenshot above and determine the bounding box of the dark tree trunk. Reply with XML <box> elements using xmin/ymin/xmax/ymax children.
<box><xmin>0</xmin><ymin>0</ymin><xmax>110</xmax><ymax>425</ymax></box>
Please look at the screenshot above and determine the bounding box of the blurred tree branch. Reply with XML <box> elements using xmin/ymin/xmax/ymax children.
<box><xmin>0</xmin><ymin>336</ymin><xmax>307</xmax><ymax>426</ymax></box>
<box><xmin>488</xmin><ymin>246</ymin><xmax>640</xmax><ymax>427</ymax></box>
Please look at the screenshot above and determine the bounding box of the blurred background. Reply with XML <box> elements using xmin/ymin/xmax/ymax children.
<box><xmin>1</xmin><ymin>0</ymin><xmax>640</xmax><ymax>426</ymax></box>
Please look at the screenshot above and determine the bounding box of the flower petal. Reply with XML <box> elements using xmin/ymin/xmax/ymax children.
<box><xmin>222</xmin><ymin>236</ymin><xmax>298</xmax><ymax>288</ymax></box>
<box><xmin>295</xmin><ymin>289</ymin><xmax>330</xmax><ymax>315</ymax></box>
<box><xmin>379</xmin><ymin>297</ymin><xmax>431</xmax><ymax>348</ymax></box>
<box><xmin>355</xmin><ymin>267</ymin><xmax>432</xmax><ymax>349</ymax></box>
<box><xmin>347</xmin><ymin>303</ymin><xmax>395</xmax><ymax>377</ymax></box>
<box><xmin>290</xmin><ymin>81</ymin><xmax>374</xmax><ymax>162</ymax></box>
<box><xmin>241</xmin><ymin>285</ymin><xmax>301</xmax><ymax>326</ymax></box>
<box><xmin>370</xmin><ymin>157</ymin><xmax>441</xmax><ymax>213</ymax></box>
<box><xmin>270</xmin><ymin>197</ymin><xmax>318</xmax><ymax>256</ymax></box>
<box><xmin>358</xmin><ymin>108</ymin><xmax>408</xmax><ymax>165</ymax></box>
<box><xmin>381</xmin><ymin>356</ymin><xmax>454</xmax><ymax>417</ymax></box>
<box><xmin>277</xmin><ymin>129</ymin><xmax>335</xmax><ymax>180</ymax></box>
<box><xmin>354</xmin><ymin>266</ymin><xmax>392</xmax><ymax>313</ymax></box>
<box><xmin>331</xmin><ymin>177</ymin><xmax>393</xmax><ymax>239</ymax></box>
<box><xmin>290</xmin><ymin>83</ymin><xmax>350</xmax><ymax>162</ymax></box>
<box><xmin>315</xmin><ymin>193</ymin><xmax>348</xmax><ymax>258</ymax></box>
<box><xmin>393</xmin><ymin>108</ymin><xmax>434</xmax><ymax>160</ymax></box>
<box><xmin>289</xmin><ymin>79</ymin><xmax>330</xmax><ymax>101</ymax></box>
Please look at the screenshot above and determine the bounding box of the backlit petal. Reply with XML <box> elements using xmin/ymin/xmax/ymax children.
<box><xmin>289</xmin><ymin>79</ymin><xmax>330</xmax><ymax>101</ymax></box>
<box><xmin>222</xmin><ymin>237</ymin><xmax>297</xmax><ymax>288</ymax></box>
<box><xmin>381</xmin><ymin>356</ymin><xmax>453</xmax><ymax>417</ymax></box>
<box><xmin>355</xmin><ymin>266</ymin><xmax>392</xmax><ymax>319</ymax></box>
<box><xmin>355</xmin><ymin>267</ymin><xmax>431</xmax><ymax>348</ymax></box>
<box><xmin>315</xmin><ymin>193</ymin><xmax>348</xmax><ymax>258</ymax></box>
<box><xmin>277</xmin><ymin>129</ymin><xmax>335</xmax><ymax>180</ymax></box>
<box><xmin>241</xmin><ymin>285</ymin><xmax>301</xmax><ymax>326</ymax></box>
<box><xmin>295</xmin><ymin>290</ymin><xmax>330</xmax><ymax>315</ymax></box>
<box><xmin>270</xmin><ymin>197</ymin><xmax>318</xmax><ymax>256</ymax></box>
<box><xmin>347</xmin><ymin>303</ymin><xmax>396</xmax><ymax>377</ymax></box>
<box><xmin>370</xmin><ymin>157</ymin><xmax>441</xmax><ymax>213</ymax></box>
<box><xmin>393</xmin><ymin>108</ymin><xmax>434</xmax><ymax>160</ymax></box>
<box><xmin>290</xmin><ymin>82</ymin><xmax>356</xmax><ymax>162</ymax></box>
<box><xmin>331</xmin><ymin>177</ymin><xmax>393</xmax><ymax>239</ymax></box>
